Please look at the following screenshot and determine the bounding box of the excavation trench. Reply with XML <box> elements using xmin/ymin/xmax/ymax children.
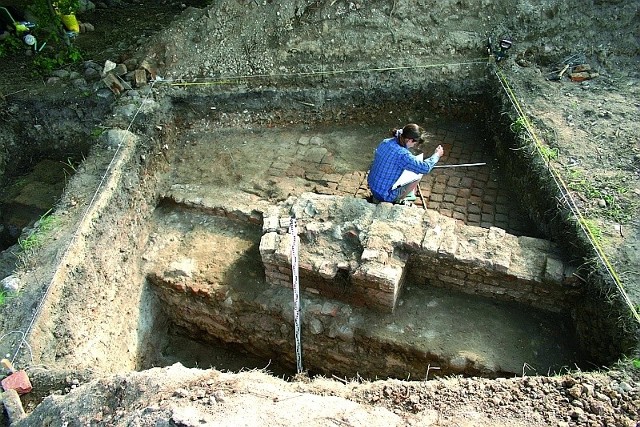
<box><xmin>131</xmin><ymin>83</ymin><xmax>589</xmax><ymax>380</ymax></box>
<box><xmin>3</xmin><ymin>76</ymin><xmax>629</xmax><ymax>384</ymax></box>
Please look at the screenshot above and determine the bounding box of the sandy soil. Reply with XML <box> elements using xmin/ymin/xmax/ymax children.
<box><xmin>0</xmin><ymin>0</ymin><xmax>639</xmax><ymax>426</ymax></box>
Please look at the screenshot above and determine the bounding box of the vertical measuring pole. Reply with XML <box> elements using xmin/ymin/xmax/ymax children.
<box><xmin>289</xmin><ymin>217</ymin><xmax>303</xmax><ymax>373</ymax></box>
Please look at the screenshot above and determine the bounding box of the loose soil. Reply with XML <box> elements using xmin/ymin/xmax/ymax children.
<box><xmin>0</xmin><ymin>0</ymin><xmax>639</xmax><ymax>426</ymax></box>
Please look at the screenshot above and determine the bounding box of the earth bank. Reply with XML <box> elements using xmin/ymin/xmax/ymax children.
<box><xmin>0</xmin><ymin>0</ymin><xmax>639</xmax><ymax>425</ymax></box>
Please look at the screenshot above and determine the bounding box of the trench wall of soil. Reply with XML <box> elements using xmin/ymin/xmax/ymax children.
<box><xmin>486</xmin><ymin>73</ymin><xmax>640</xmax><ymax>362</ymax></box>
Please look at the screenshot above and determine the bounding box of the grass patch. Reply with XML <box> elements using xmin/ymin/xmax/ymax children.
<box><xmin>579</xmin><ymin>217</ymin><xmax>603</xmax><ymax>243</ymax></box>
<box><xmin>566</xmin><ymin>169</ymin><xmax>638</xmax><ymax>223</ymax></box>
<box><xmin>17</xmin><ymin>209</ymin><xmax>56</xmax><ymax>252</ymax></box>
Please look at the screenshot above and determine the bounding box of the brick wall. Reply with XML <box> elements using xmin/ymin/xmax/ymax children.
<box><xmin>259</xmin><ymin>193</ymin><xmax>583</xmax><ymax>313</ymax></box>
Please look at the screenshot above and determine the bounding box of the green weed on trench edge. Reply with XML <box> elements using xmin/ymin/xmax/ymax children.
<box><xmin>578</xmin><ymin>217</ymin><xmax>603</xmax><ymax>243</ymax></box>
<box><xmin>566</xmin><ymin>169</ymin><xmax>638</xmax><ymax>224</ymax></box>
<box><xmin>17</xmin><ymin>209</ymin><xmax>56</xmax><ymax>252</ymax></box>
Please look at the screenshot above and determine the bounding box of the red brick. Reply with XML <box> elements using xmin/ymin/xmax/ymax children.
<box><xmin>482</xmin><ymin>189</ymin><xmax>498</xmax><ymax>203</ymax></box>
<box><xmin>460</xmin><ymin>177</ymin><xmax>474</xmax><ymax>187</ymax></box>
<box><xmin>1</xmin><ymin>371</ymin><xmax>32</xmax><ymax>395</ymax></box>
<box><xmin>286</xmin><ymin>165</ymin><xmax>305</xmax><ymax>177</ymax></box>
<box><xmin>495</xmin><ymin>213</ymin><xmax>508</xmax><ymax>223</ymax></box>
<box><xmin>453</xmin><ymin>211</ymin><xmax>466</xmax><ymax>221</ymax></box>
<box><xmin>468</xmin><ymin>213</ymin><xmax>481</xmax><ymax>225</ymax></box>
<box><xmin>495</xmin><ymin>204</ymin><xmax>509</xmax><ymax>215</ymax></box>
<box><xmin>448</xmin><ymin>176</ymin><xmax>462</xmax><ymax>187</ymax></box>
<box><xmin>476</xmin><ymin>171</ymin><xmax>490</xmax><ymax>182</ymax></box>
<box><xmin>422</xmin><ymin>175</ymin><xmax>434</xmax><ymax>185</ymax></box>
<box><xmin>469</xmin><ymin>195</ymin><xmax>482</xmax><ymax>205</ymax></box>
<box><xmin>481</xmin><ymin>213</ymin><xmax>494</xmax><ymax>222</ymax></box>
<box><xmin>321</xmin><ymin>152</ymin><xmax>334</xmax><ymax>164</ymax></box>
<box><xmin>439</xmin><ymin>208</ymin><xmax>453</xmax><ymax>217</ymax></box>
<box><xmin>457</xmin><ymin>188</ymin><xmax>471</xmax><ymax>198</ymax></box>
<box><xmin>453</xmin><ymin>204</ymin><xmax>467</xmax><ymax>214</ymax></box>
<box><xmin>454</xmin><ymin>197</ymin><xmax>467</xmax><ymax>206</ymax></box>
<box><xmin>435</xmin><ymin>175</ymin><xmax>448</xmax><ymax>184</ymax></box>
<box><xmin>318</xmin><ymin>164</ymin><xmax>334</xmax><ymax>173</ymax></box>
<box><xmin>444</xmin><ymin>186</ymin><xmax>458</xmax><ymax>196</ymax></box>
<box><xmin>468</xmin><ymin>204</ymin><xmax>481</xmax><ymax>214</ymax></box>
<box><xmin>432</xmin><ymin>184</ymin><xmax>446</xmax><ymax>194</ymax></box>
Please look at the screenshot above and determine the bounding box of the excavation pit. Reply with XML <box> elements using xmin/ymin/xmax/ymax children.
<box><xmin>143</xmin><ymin>201</ymin><xmax>583</xmax><ymax>379</ymax></box>
<box><xmin>1</xmin><ymin>85</ymin><xmax>623</xmax><ymax>385</ymax></box>
<box><xmin>136</xmin><ymin>108</ymin><xmax>587</xmax><ymax>379</ymax></box>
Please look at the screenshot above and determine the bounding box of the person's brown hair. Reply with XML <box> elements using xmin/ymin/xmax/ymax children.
<box><xmin>391</xmin><ymin>123</ymin><xmax>423</xmax><ymax>143</ymax></box>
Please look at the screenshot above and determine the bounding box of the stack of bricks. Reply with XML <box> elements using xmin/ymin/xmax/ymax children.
<box><xmin>259</xmin><ymin>209</ymin><xmax>407</xmax><ymax>312</ymax></box>
<box><xmin>259</xmin><ymin>212</ymin><xmax>294</xmax><ymax>288</ymax></box>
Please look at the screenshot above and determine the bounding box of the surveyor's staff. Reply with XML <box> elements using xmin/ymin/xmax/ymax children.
<box><xmin>434</xmin><ymin>162</ymin><xmax>486</xmax><ymax>168</ymax></box>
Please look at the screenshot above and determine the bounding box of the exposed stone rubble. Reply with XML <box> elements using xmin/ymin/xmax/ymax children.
<box><xmin>260</xmin><ymin>193</ymin><xmax>582</xmax><ymax>313</ymax></box>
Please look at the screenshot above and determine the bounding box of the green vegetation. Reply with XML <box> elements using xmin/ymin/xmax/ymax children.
<box><xmin>510</xmin><ymin>116</ymin><xmax>527</xmax><ymax>134</ymax></box>
<box><xmin>509</xmin><ymin>116</ymin><xmax>559</xmax><ymax>161</ymax></box>
<box><xmin>32</xmin><ymin>44</ymin><xmax>82</xmax><ymax>73</ymax></box>
<box><xmin>538</xmin><ymin>143</ymin><xmax>559</xmax><ymax>161</ymax></box>
<box><xmin>0</xmin><ymin>33</ymin><xmax>23</xmax><ymax>58</ymax></box>
<box><xmin>0</xmin><ymin>0</ymin><xmax>83</xmax><ymax>72</ymax></box>
<box><xmin>91</xmin><ymin>127</ymin><xmax>106</xmax><ymax>139</ymax></box>
<box><xmin>17</xmin><ymin>209</ymin><xmax>56</xmax><ymax>252</ymax></box>
<box><xmin>567</xmin><ymin>169</ymin><xmax>638</xmax><ymax>223</ymax></box>
<box><xmin>61</xmin><ymin>157</ymin><xmax>78</xmax><ymax>172</ymax></box>
<box><xmin>578</xmin><ymin>217</ymin><xmax>603</xmax><ymax>242</ymax></box>
<box><xmin>54</xmin><ymin>0</ymin><xmax>80</xmax><ymax>15</ymax></box>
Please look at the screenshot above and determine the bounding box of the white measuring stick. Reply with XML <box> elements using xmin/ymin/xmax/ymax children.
<box><xmin>289</xmin><ymin>217</ymin><xmax>303</xmax><ymax>374</ymax></box>
<box><xmin>434</xmin><ymin>162</ymin><xmax>487</xmax><ymax>168</ymax></box>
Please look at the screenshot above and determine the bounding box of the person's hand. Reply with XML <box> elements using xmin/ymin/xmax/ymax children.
<box><xmin>434</xmin><ymin>145</ymin><xmax>444</xmax><ymax>158</ymax></box>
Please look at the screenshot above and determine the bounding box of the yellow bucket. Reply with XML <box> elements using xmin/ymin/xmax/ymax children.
<box><xmin>61</xmin><ymin>14</ymin><xmax>79</xmax><ymax>33</ymax></box>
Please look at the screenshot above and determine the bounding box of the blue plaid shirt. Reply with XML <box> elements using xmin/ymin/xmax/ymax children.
<box><xmin>367</xmin><ymin>137</ymin><xmax>440</xmax><ymax>202</ymax></box>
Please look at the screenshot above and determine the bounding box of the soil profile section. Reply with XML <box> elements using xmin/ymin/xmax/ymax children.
<box><xmin>144</xmin><ymin>200</ymin><xmax>583</xmax><ymax>379</ymax></box>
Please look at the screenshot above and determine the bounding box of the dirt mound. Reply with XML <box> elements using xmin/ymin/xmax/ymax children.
<box><xmin>12</xmin><ymin>363</ymin><xmax>640</xmax><ymax>427</ymax></box>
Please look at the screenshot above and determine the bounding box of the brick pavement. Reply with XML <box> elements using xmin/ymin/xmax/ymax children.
<box><xmin>265</xmin><ymin>122</ymin><xmax>538</xmax><ymax>237</ymax></box>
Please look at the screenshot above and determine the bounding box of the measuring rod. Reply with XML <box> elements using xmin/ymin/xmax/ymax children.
<box><xmin>289</xmin><ymin>217</ymin><xmax>303</xmax><ymax>374</ymax></box>
<box><xmin>433</xmin><ymin>162</ymin><xmax>487</xmax><ymax>168</ymax></box>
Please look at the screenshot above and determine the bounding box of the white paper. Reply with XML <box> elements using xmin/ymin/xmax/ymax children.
<box><xmin>392</xmin><ymin>153</ymin><xmax>423</xmax><ymax>189</ymax></box>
